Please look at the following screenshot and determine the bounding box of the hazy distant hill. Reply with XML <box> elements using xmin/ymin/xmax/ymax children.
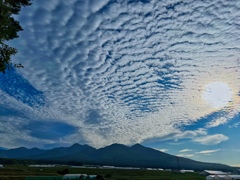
<box><xmin>0</xmin><ymin>147</ymin><xmax>45</xmax><ymax>158</ymax></box>
<box><xmin>0</xmin><ymin>143</ymin><xmax>236</xmax><ymax>171</ymax></box>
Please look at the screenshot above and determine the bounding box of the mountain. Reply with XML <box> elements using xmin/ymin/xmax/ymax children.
<box><xmin>0</xmin><ymin>147</ymin><xmax>45</xmax><ymax>158</ymax></box>
<box><xmin>26</xmin><ymin>143</ymin><xmax>96</xmax><ymax>160</ymax></box>
<box><xmin>0</xmin><ymin>143</ymin><xmax>236</xmax><ymax>172</ymax></box>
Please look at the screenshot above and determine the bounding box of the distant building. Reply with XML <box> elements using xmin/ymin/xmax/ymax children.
<box><xmin>180</xmin><ymin>169</ymin><xmax>194</xmax><ymax>173</ymax></box>
<box><xmin>88</xmin><ymin>175</ymin><xmax>97</xmax><ymax>179</ymax></box>
<box><xmin>206</xmin><ymin>175</ymin><xmax>215</xmax><ymax>180</ymax></box>
<box><xmin>0</xmin><ymin>164</ymin><xmax>3</xmax><ymax>168</ymax></box>
<box><xmin>29</xmin><ymin>164</ymin><xmax>56</xmax><ymax>168</ymax></box>
<box><xmin>101</xmin><ymin>165</ymin><xmax>115</xmax><ymax>169</ymax></box>
<box><xmin>200</xmin><ymin>170</ymin><xmax>227</xmax><ymax>176</ymax></box>
<box><xmin>70</xmin><ymin>165</ymin><xmax>86</xmax><ymax>168</ymax></box>
<box><xmin>206</xmin><ymin>175</ymin><xmax>230</xmax><ymax>180</ymax></box>
<box><xmin>114</xmin><ymin>166</ymin><xmax>140</xmax><ymax>170</ymax></box>
<box><xmin>164</xmin><ymin>169</ymin><xmax>172</xmax><ymax>172</ymax></box>
<box><xmin>228</xmin><ymin>175</ymin><xmax>240</xmax><ymax>180</ymax></box>
<box><xmin>62</xmin><ymin>174</ymin><xmax>98</xmax><ymax>180</ymax></box>
<box><xmin>206</xmin><ymin>175</ymin><xmax>240</xmax><ymax>180</ymax></box>
<box><xmin>63</xmin><ymin>174</ymin><xmax>88</xmax><ymax>179</ymax></box>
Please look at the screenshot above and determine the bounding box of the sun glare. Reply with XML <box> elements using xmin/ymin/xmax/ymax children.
<box><xmin>202</xmin><ymin>82</ymin><xmax>233</xmax><ymax>109</ymax></box>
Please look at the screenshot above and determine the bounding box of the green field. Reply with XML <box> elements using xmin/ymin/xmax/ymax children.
<box><xmin>0</xmin><ymin>165</ymin><xmax>205</xmax><ymax>180</ymax></box>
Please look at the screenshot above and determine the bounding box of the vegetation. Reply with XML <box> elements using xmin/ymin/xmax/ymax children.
<box><xmin>0</xmin><ymin>164</ymin><xmax>205</xmax><ymax>180</ymax></box>
<box><xmin>0</xmin><ymin>0</ymin><xmax>32</xmax><ymax>73</ymax></box>
<box><xmin>0</xmin><ymin>158</ymin><xmax>83</xmax><ymax>166</ymax></box>
<box><xmin>56</xmin><ymin>168</ymin><xmax>69</xmax><ymax>175</ymax></box>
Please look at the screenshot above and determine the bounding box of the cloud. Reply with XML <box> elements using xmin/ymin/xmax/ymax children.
<box><xmin>173</xmin><ymin>129</ymin><xmax>207</xmax><ymax>140</ymax></box>
<box><xmin>141</xmin><ymin>128</ymin><xmax>207</xmax><ymax>144</ymax></box>
<box><xmin>193</xmin><ymin>134</ymin><xmax>228</xmax><ymax>145</ymax></box>
<box><xmin>196</xmin><ymin>149</ymin><xmax>221</xmax><ymax>154</ymax></box>
<box><xmin>179</xmin><ymin>149</ymin><xmax>193</xmax><ymax>153</ymax></box>
<box><xmin>1</xmin><ymin>0</ymin><xmax>240</xmax><ymax>148</ymax></box>
<box><xmin>154</xmin><ymin>148</ymin><xmax>168</xmax><ymax>152</ymax></box>
<box><xmin>177</xmin><ymin>154</ymin><xmax>195</xmax><ymax>158</ymax></box>
<box><xmin>229</xmin><ymin>121</ymin><xmax>240</xmax><ymax>128</ymax></box>
<box><xmin>143</xmin><ymin>129</ymin><xmax>228</xmax><ymax>147</ymax></box>
<box><xmin>205</xmin><ymin>111</ymin><xmax>237</xmax><ymax>128</ymax></box>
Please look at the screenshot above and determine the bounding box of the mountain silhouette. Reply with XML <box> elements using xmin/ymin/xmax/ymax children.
<box><xmin>0</xmin><ymin>143</ymin><xmax>236</xmax><ymax>171</ymax></box>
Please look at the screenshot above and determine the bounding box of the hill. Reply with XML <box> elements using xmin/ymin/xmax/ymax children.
<box><xmin>0</xmin><ymin>143</ymin><xmax>236</xmax><ymax>172</ymax></box>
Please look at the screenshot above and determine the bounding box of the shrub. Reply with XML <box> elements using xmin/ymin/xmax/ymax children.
<box><xmin>57</xmin><ymin>168</ymin><xmax>69</xmax><ymax>175</ymax></box>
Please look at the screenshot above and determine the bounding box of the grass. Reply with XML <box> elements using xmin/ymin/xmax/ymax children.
<box><xmin>0</xmin><ymin>165</ymin><xmax>205</xmax><ymax>180</ymax></box>
<box><xmin>69</xmin><ymin>168</ymin><xmax>205</xmax><ymax>180</ymax></box>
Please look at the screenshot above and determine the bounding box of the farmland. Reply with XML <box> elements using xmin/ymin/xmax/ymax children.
<box><xmin>0</xmin><ymin>165</ymin><xmax>205</xmax><ymax>180</ymax></box>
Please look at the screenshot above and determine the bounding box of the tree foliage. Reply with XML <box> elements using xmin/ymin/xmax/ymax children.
<box><xmin>0</xmin><ymin>0</ymin><xmax>32</xmax><ymax>73</ymax></box>
<box><xmin>57</xmin><ymin>168</ymin><xmax>69</xmax><ymax>175</ymax></box>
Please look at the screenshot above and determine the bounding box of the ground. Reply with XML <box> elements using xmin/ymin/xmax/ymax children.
<box><xmin>0</xmin><ymin>165</ymin><xmax>205</xmax><ymax>180</ymax></box>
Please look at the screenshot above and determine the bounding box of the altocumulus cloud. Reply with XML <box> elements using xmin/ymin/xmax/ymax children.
<box><xmin>1</xmin><ymin>0</ymin><xmax>240</xmax><ymax>148</ymax></box>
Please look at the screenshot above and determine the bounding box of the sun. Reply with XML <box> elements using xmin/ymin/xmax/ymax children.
<box><xmin>202</xmin><ymin>82</ymin><xmax>233</xmax><ymax>109</ymax></box>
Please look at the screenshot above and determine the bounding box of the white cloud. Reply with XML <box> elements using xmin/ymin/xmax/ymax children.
<box><xmin>156</xmin><ymin>129</ymin><xmax>228</xmax><ymax>146</ymax></box>
<box><xmin>179</xmin><ymin>149</ymin><xmax>193</xmax><ymax>153</ymax></box>
<box><xmin>174</xmin><ymin>129</ymin><xmax>207</xmax><ymax>140</ymax></box>
<box><xmin>196</xmin><ymin>149</ymin><xmax>221</xmax><ymax>154</ymax></box>
<box><xmin>154</xmin><ymin>148</ymin><xmax>168</xmax><ymax>152</ymax></box>
<box><xmin>177</xmin><ymin>154</ymin><xmax>195</xmax><ymax>158</ymax></box>
<box><xmin>229</xmin><ymin>122</ymin><xmax>240</xmax><ymax>128</ymax></box>
<box><xmin>1</xmin><ymin>0</ymin><xmax>240</xmax><ymax>148</ymax></box>
<box><xmin>193</xmin><ymin>134</ymin><xmax>228</xmax><ymax>145</ymax></box>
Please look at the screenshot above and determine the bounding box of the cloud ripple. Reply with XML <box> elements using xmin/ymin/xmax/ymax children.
<box><xmin>1</xmin><ymin>0</ymin><xmax>240</xmax><ymax>148</ymax></box>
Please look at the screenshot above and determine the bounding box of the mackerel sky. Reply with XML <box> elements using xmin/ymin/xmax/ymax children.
<box><xmin>1</xmin><ymin>0</ymin><xmax>240</xmax><ymax>166</ymax></box>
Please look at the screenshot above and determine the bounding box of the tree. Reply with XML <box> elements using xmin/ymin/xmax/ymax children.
<box><xmin>57</xmin><ymin>168</ymin><xmax>69</xmax><ymax>175</ymax></box>
<box><xmin>0</xmin><ymin>0</ymin><xmax>32</xmax><ymax>73</ymax></box>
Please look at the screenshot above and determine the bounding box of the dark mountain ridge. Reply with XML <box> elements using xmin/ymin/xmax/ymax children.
<box><xmin>0</xmin><ymin>147</ymin><xmax>45</xmax><ymax>159</ymax></box>
<box><xmin>0</xmin><ymin>143</ymin><xmax>237</xmax><ymax>172</ymax></box>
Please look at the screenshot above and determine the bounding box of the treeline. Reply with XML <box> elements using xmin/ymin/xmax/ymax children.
<box><xmin>0</xmin><ymin>158</ymin><xmax>83</xmax><ymax>166</ymax></box>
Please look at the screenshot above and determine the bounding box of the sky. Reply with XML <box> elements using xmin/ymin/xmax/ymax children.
<box><xmin>1</xmin><ymin>0</ymin><xmax>240</xmax><ymax>166</ymax></box>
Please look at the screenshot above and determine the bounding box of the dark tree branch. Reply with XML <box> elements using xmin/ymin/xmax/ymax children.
<box><xmin>0</xmin><ymin>0</ymin><xmax>32</xmax><ymax>73</ymax></box>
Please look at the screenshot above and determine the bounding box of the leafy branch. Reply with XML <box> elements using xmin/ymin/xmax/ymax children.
<box><xmin>0</xmin><ymin>0</ymin><xmax>32</xmax><ymax>73</ymax></box>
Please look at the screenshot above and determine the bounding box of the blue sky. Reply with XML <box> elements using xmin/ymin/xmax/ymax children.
<box><xmin>1</xmin><ymin>0</ymin><xmax>240</xmax><ymax>166</ymax></box>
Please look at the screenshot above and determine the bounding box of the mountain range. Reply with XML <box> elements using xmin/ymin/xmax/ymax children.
<box><xmin>0</xmin><ymin>143</ymin><xmax>237</xmax><ymax>171</ymax></box>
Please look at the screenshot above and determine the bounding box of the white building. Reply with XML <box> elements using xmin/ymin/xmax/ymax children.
<box><xmin>101</xmin><ymin>165</ymin><xmax>115</xmax><ymax>169</ymax></box>
<box><xmin>206</xmin><ymin>175</ymin><xmax>230</xmax><ymax>180</ymax></box>
<box><xmin>29</xmin><ymin>164</ymin><xmax>56</xmax><ymax>168</ymax></box>
<box><xmin>70</xmin><ymin>165</ymin><xmax>86</xmax><ymax>168</ymax></box>
<box><xmin>227</xmin><ymin>175</ymin><xmax>240</xmax><ymax>180</ymax></box>
<box><xmin>180</xmin><ymin>169</ymin><xmax>194</xmax><ymax>173</ymax></box>
<box><xmin>206</xmin><ymin>175</ymin><xmax>215</xmax><ymax>180</ymax></box>
<box><xmin>63</xmin><ymin>174</ymin><xmax>88</xmax><ymax>179</ymax></box>
<box><xmin>89</xmin><ymin>175</ymin><xmax>97</xmax><ymax>179</ymax></box>
<box><xmin>114</xmin><ymin>166</ymin><xmax>140</xmax><ymax>170</ymax></box>
<box><xmin>206</xmin><ymin>175</ymin><xmax>240</xmax><ymax>180</ymax></box>
<box><xmin>201</xmin><ymin>170</ymin><xmax>227</xmax><ymax>176</ymax></box>
<box><xmin>164</xmin><ymin>169</ymin><xmax>172</xmax><ymax>172</ymax></box>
